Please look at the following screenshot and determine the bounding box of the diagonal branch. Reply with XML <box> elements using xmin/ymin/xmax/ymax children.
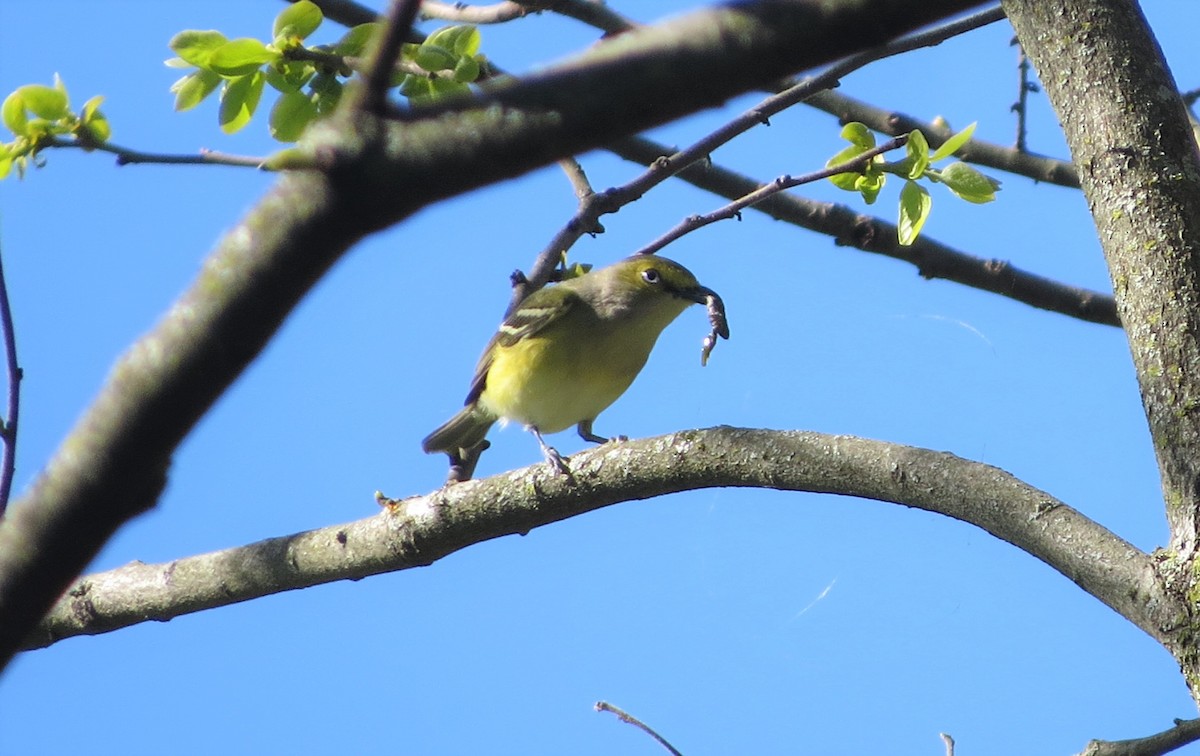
<box><xmin>804</xmin><ymin>88</ymin><xmax>1079</xmax><ymax>188</ymax></box>
<box><xmin>610</xmin><ymin>135</ymin><xmax>1119</xmax><ymax>326</ymax></box>
<box><xmin>632</xmin><ymin>136</ymin><xmax>911</xmax><ymax>257</ymax></box>
<box><xmin>0</xmin><ymin>243</ymin><xmax>19</xmax><ymax>517</ymax></box>
<box><xmin>26</xmin><ymin>428</ymin><xmax>1174</xmax><ymax>651</ymax></box>
<box><xmin>1080</xmin><ymin>718</ymin><xmax>1200</xmax><ymax>756</ymax></box>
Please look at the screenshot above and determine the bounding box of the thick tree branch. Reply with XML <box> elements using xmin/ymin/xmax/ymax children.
<box><xmin>1080</xmin><ymin>718</ymin><xmax>1200</xmax><ymax>756</ymax></box>
<box><xmin>1003</xmin><ymin>0</ymin><xmax>1200</xmax><ymax>699</ymax></box>
<box><xmin>0</xmin><ymin>0</ymin><xmax>994</xmax><ymax>674</ymax></box>
<box><xmin>26</xmin><ymin>428</ymin><xmax>1173</xmax><ymax>651</ymax></box>
<box><xmin>1001</xmin><ymin>2</ymin><xmax>1200</xmax><ymax>553</ymax></box>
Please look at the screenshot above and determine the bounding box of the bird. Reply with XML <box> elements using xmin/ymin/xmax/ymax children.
<box><xmin>422</xmin><ymin>254</ymin><xmax>727</xmax><ymax>481</ymax></box>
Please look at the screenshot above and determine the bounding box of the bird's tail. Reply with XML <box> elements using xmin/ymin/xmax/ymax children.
<box><xmin>422</xmin><ymin>404</ymin><xmax>496</xmax><ymax>456</ymax></box>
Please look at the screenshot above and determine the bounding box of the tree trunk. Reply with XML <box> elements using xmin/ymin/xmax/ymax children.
<box><xmin>1003</xmin><ymin>0</ymin><xmax>1200</xmax><ymax>701</ymax></box>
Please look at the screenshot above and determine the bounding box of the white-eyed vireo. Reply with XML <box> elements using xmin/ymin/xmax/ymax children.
<box><xmin>423</xmin><ymin>254</ymin><xmax>727</xmax><ymax>481</ymax></box>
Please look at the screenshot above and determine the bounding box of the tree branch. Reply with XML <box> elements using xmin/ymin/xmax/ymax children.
<box><xmin>595</xmin><ymin>701</ymin><xmax>684</xmax><ymax>756</ymax></box>
<box><xmin>610</xmin><ymin>135</ymin><xmax>1118</xmax><ymax>326</ymax></box>
<box><xmin>1001</xmin><ymin>2</ymin><xmax>1200</xmax><ymax>551</ymax></box>
<box><xmin>1004</xmin><ymin>0</ymin><xmax>1200</xmax><ymax>700</ymax></box>
<box><xmin>0</xmin><ymin>0</ymin><xmax>996</xmax><ymax>675</ymax></box>
<box><xmin>632</xmin><ymin>136</ymin><xmax>910</xmax><ymax>257</ymax></box>
<box><xmin>43</xmin><ymin>137</ymin><xmax>267</xmax><ymax>168</ymax></box>
<box><xmin>25</xmin><ymin>428</ymin><xmax>1173</xmax><ymax>651</ymax></box>
<box><xmin>0</xmin><ymin>243</ymin><xmax>19</xmax><ymax>517</ymax></box>
<box><xmin>355</xmin><ymin>0</ymin><xmax>422</xmax><ymax>114</ymax></box>
<box><xmin>1080</xmin><ymin>718</ymin><xmax>1200</xmax><ymax>756</ymax></box>
<box><xmin>803</xmin><ymin>88</ymin><xmax>1080</xmax><ymax>188</ymax></box>
<box><xmin>421</xmin><ymin>1</ymin><xmax>543</xmax><ymax>24</ymax></box>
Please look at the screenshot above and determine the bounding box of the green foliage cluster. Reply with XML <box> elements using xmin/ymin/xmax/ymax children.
<box><xmin>0</xmin><ymin>75</ymin><xmax>109</xmax><ymax>179</ymax></box>
<box><xmin>827</xmin><ymin>122</ymin><xmax>1001</xmax><ymax>245</ymax></box>
<box><xmin>167</xmin><ymin>1</ymin><xmax>485</xmax><ymax>141</ymax></box>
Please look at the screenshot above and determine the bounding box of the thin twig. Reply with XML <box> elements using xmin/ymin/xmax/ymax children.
<box><xmin>0</xmin><ymin>242</ymin><xmax>19</xmax><ymax>518</ymax></box>
<box><xmin>519</xmin><ymin>0</ymin><xmax>635</xmax><ymax>35</ymax></box>
<box><xmin>357</xmin><ymin>0</ymin><xmax>422</xmax><ymax>114</ymax></box>
<box><xmin>285</xmin><ymin>42</ymin><xmax>463</xmax><ymax>81</ymax></box>
<box><xmin>633</xmin><ymin>136</ymin><xmax>908</xmax><ymax>257</ymax></box>
<box><xmin>805</xmin><ymin>87</ymin><xmax>1077</xmax><ymax>187</ymax></box>
<box><xmin>557</xmin><ymin>156</ymin><xmax>595</xmax><ymax>203</ymax></box>
<box><xmin>941</xmin><ymin>732</ymin><xmax>955</xmax><ymax>756</ymax></box>
<box><xmin>595</xmin><ymin>702</ymin><xmax>684</xmax><ymax>756</ymax></box>
<box><xmin>1010</xmin><ymin>37</ymin><xmax>1038</xmax><ymax>152</ymax></box>
<box><xmin>611</xmin><ymin>134</ymin><xmax>1119</xmax><ymax>326</ymax></box>
<box><xmin>41</xmin><ymin>137</ymin><xmax>266</xmax><ymax>168</ymax></box>
<box><xmin>421</xmin><ymin>1</ymin><xmax>546</xmax><ymax>24</ymax></box>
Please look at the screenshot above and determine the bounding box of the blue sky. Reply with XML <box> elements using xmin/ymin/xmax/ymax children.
<box><xmin>0</xmin><ymin>1</ymin><xmax>1196</xmax><ymax>754</ymax></box>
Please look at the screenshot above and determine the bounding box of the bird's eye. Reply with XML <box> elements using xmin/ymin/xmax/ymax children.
<box><xmin>641</xmin><ymin>268</ymin><xmax>661</xmax><ymax>285</ymax></box>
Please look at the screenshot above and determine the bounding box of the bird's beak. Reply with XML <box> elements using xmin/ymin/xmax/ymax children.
<box><xmin>688</xmin><ymin>285</ymin><xmax>730</xmax><ymax>340</ymax></box>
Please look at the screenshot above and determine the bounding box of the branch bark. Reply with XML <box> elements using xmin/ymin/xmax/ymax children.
<box><xmin>0</xmin><ymin>0</ymin><xmax>993</xmax><ymax>674</ymax></box>
<box><xmin>26</xmin><ymin>428</ymin><xmax>1174</xmax><ymax>652</ymax></box>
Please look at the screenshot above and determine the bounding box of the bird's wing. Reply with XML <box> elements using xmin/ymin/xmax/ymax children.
<box><xmin>463</xmin><ymin>286</ymin><xmax>579</xmax><ymax>405</ymax></box>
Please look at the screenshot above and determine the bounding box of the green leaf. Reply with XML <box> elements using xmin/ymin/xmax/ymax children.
<box><xmin>171</xmin><ymin>69</ymin><xmax>222</xmax><ymax>111</ymax></box>
<box><xmin>335</xmin><ymin>23</ymin><xmax>380</xmax><ymax>57</ymax></box>
<box><xmin>399</xmin><ymin>75</ymin><xmax>434</xmax><ymax>101</ymax></box>
<box><xmin>80</xmin><ymin>95</ymin><xmax>104</xmax><ymax>122</ymax></box>
<box><xmin>827</xmin><ymin>171</ymin><xmax>859</xmax><ymax>191</ymax></box>
<box><xmin>840</xmin><ymin>121</ymin><xmax>875</xmax><ymax>151</ymax></box>
<box><xmin>898</xmin><ymin>180</ymin><xmax>932</xmax><ymax>246</ymax></box>
<box><xmin>77</xmin><ymin>112</ymin><xmax>111</xmax><ymax>145</ymax></box>
<box><xmin>453</xmin><ymin>55</ymin><xmax>480</xmax><ymax>84</ymax></box>
<box><xmin>904</xmin><ymin>129</ymin><xmax>929</xmax><ymax>180</ymax></box>
<box><xmin>219</xmin><ymin>71</ymin><xmax>265</xmax><ymax>134</ymax></box>
<box><xmin>930</xmin><ymin>121</ymin><xmax>977</xmax><ymax>162</ymax></box>
<box><xmin>209</xmin><ymin>38</ymin><xmax>279</xmax><ymax>77</ymax></box>
<box><xmin>429</xmin><ymin>78</ymin><xmax>469</xmax><ymax>98</ymax></box>
<box><xmin>169</xmin><ymin>30</ymin><xmax>229</xmax><ymax>68</ymax></box>
<box><xmin>78</xmin><ymin>95</ymin><xmax>111</xmax><ymax>144</ymax></box>
<box><xmin>427</xmin><ymin>25</ymin><xmax>481</xmax><ymax>57</ymax></box>
<box><xmin>826</xmin><ymin>142</ymin><xmax>876</xmax><ymax>191</ymax></box>
<box><xmin>164</xmin><ymin>56</ymin><xmax>193</xmax><ymax>69</ymax></box>
<box><xmin>0</xmin><ymin>154</ymin><xmax>11</xmax><ymax>181</ymax></box>
<box><xmin>17</xmin><ymin>84</ymin><xmax>68</xmax><ymax>120</ymax></box>
<box><xmin>264</xmin><ymin>61</ymin><xmax>314</xmax><ymax>94</ymax></box>
<box><xmin>938</xmin><ymin>161</ymin><xmax>1001</xmax><ymax>203</ymax></box>
<box><xmin>53</xmin><ymin>73</ymin><xmax>70</xmax><ymax>108</ymax></box>
<box><xmin>856</xmin><ymin>170</ymin><xmax>885</xmax><ymax>204</ymax></box>
<box><xmin>2</xmin><ymin>92</ymin><xmax>28</xmax><ymax>137</ymax></box>
<box><xmin>273</xmin><ymin>0</ymin><xmax>323</xmax><ymax>41</ymax></box>
<box><xmin>413</xmin><ymin>44</ymin><xmax>457</xmax><ymax>72</ymax></box>
<box><xmin>399</xmin><ymin>75</ymin><xmax>468</xmax><ymax>103</ymax></box>
<box><xmin>309</xmin><ymin>73</ymin><xmax>342</xmax><ymax>114</ymax></box>
<box><xmin>269</xmin><ymin>90</ymin><xmax>318</xmax><ymax>142</ymax></box>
